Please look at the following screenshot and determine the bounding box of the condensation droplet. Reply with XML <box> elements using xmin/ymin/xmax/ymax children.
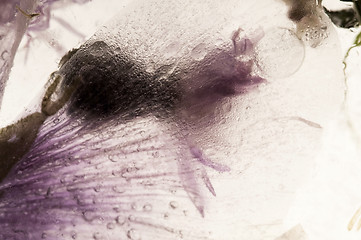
<box><xmin>169</xmin><ymin>201</ymin><xmax>178</xmax><ymax>209</ymax></box>
<box><xmin>191</xmin><ymin>43</ymin><xmax>207</xmax><ymax>61</ymax></box>
<box><xmin>41</xmin><ymin>232</ymin><xmax>47</xmax><ymax>239</ymax></box>
<box><xmin>127</xmin><ymin>229</ymin><xmax>141</xmax><ymax>240</ymax></box>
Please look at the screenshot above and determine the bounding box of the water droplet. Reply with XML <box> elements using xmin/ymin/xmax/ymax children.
<box><xmin>71</xmin><ymin>231</ymin><xmax>77</xmax><ymax>239</ymax></box>
<box><xmin>95</xmin><ymin>163</ymin><xmax>103</xmax><ymax>170</ymax></box>
<box><xmin>114</xmin><ymin>47</ymin><xmax>121</xmax><ymax>54</ymax></box>
<box><xmin>128</xmin><ymin>215</ymin><xmax>136</xmax><ymax>222</ymax></box>
<box><xmin>76</xmin><ymin>196</ymin><xmax>88</xmax><ymax>206</ymax></box>
<box><xmin>127</xmin><ymin>229</ymin><xmax>141</xmax><ymax>240</ymax></box>
<box><xmin>143</xmin><ymin>203</ymin><xmax>152</xmax><ymax>212</ymax></box>
<box><xmin>145</xmin><ymin>61</ymin><xmax>157</xmax><ymax>73</ymax></box>
<box><xmin>116</xmin><ymin>215</ymin><xmax>126</xmax><ymax>225</ymax></box>
<box><xmin>1</xmin><ymin>51</ymin><xmax>9</xmax><ymax>60</ymax></box>
<box><xmin>107</xmin><ymin>222</ymin><xmax>115</xmax><ymax>230</ymax></box>
<box><xmin>93</xmin><ymin>232</ymin><xmax>104</xmax><ymax>240</ymax></box>
<box><xmin>163</xmin><ymin>213</ymin><xmax>169</xmax><ymax>219</ymax></box>
<box><xmin>131</xmin><ymin>202</ymin><xmax>140</xmax><ymax>211</ymax></box>
<box><xmin>222</xmin><ymin>101</ymin><xmax>232</xmax><ymax>113</ymax></box>
<box><xmin>90</xmin><ymin>41</ymin><xmax>108</xmax><ymax>57</ymax></box>
<box><xmin>113</xmin><ymin>205</ymin><xmax>122</xmax><ymax>213</ymax></box>
<box><xmin>112</xmin><ymin>185</ymin><xmax>126</xmax><ymax>193</ymax></box>
<box><xmin>93</xmin><ymin>184</ymin><xmax>102</xmax><ymax>192</ymax></box>
<box><xmin>191</xmin><ymin>43</ymin><xmax>207</xmax><ymax>61</ymax></box>
<box><xmin>169</xmin><ymin>201</ymin><xmax>178</xmax><ymax>209</ymax></box>
<box><xmin>41</xmin><ymin>232</ymin><xmax>47</xmax><ymax>239</ymax></box>
<box><xmin>83</xmin><ymin>211</ymin><xmax>95</xmax><ymax>222</ymax></box>
<box><xmin>121</xmin><ymin>167</ymin><xmax>138</xmax><ymax>179</ymax></box>
<box><xmin>164</xmin><ymin>42</ymin><xmax>181</xmax><ymax>59</ymax></box>
<box><xmin>92</xmin><ymin>196</ymin><xmax>99</xmax><ymax>204</ymax></box>
<box><xmin>108</xmin><ymin>154</ymin><xmax>118</xmax><ymax>162</ymax></box>
<box><xmin>215</xmin><ymin>38</ymin><xmax>224</xmax><ymax>47</ymax></box>
<box><xmin>94</xmin><ymin>216</ymin><xmax>105</xmax><ymax>225</ymax></box>
<box><xmin>151</xmin><ymin>151</ymin><xmax>159</xmax><ymax>158</ymax></box>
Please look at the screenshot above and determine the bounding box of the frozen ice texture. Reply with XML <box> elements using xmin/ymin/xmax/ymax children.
<box><xmin>0</xmin><ymin>0</ymin><xmax>345</xmax><ymax>239</ymax></box>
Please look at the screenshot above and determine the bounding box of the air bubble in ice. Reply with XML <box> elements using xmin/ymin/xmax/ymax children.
<box><xmin>253</xmin><ymin>27</ymin><xmax>305</xmax><ymax>79</ymax></box>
